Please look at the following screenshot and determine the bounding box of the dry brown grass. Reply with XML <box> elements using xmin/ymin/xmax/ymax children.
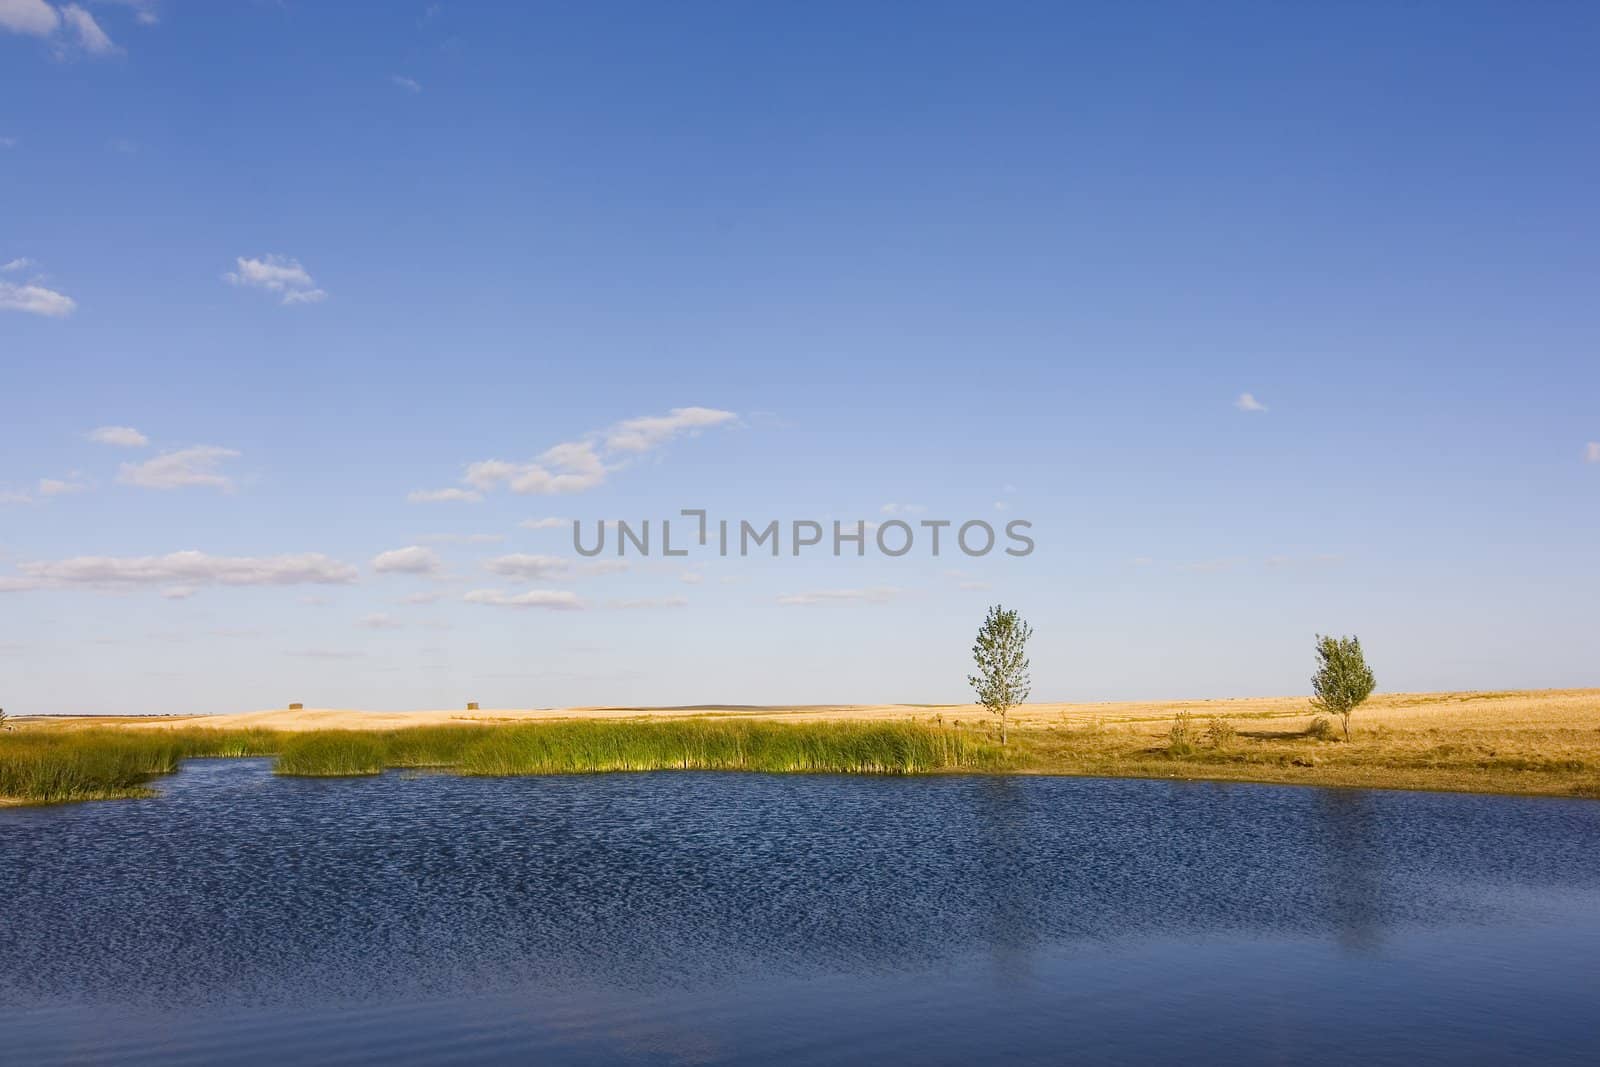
<box><xmin>13</xmin><ymin>688</ymin><xmax>1600</xmax><ymax>799</ymax></box>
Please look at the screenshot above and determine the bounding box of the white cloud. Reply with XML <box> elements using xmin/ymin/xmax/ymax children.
<box><xmin>13</xmin><ymin>550</ymin><xmax>358</xmax><ymax>590</ymax></box>
<box><xmin>519</xmin><ymin>517</ymin><xmax>570</xmax><ymax>530</ymax></box>
<box><xmin>464</xmin><ymin>588</ymin><xmax>583</xmax><ymax>610</ymax></box>
<box><xmin>391</xmin><ymin>74</ymin><xmax>421</xmax><ymax>93</ymax></box>
<box><xmin>0</xmin><ymin>490</ymin><xmax>33</xmax><ymax>505</ymax></box>
<box><xmin>484</xmin><ymin>553</ymin><xmax>569</xmax><ymax>580</ymax></box>
<box><xmin>603</xmin><ymin>406</ymin><xmax>738</xmax><ymax>453</ymax></box>
<box><xmin>357</xmin><ymin>613</ymin><xmax>403</xmax><ymax>630</ymax></box>
<box><xmin>0</xmin><ymin>137</ymin><xmax>15</xmax><ymax>148</ymax></box>
<box><xmin>0</xmin><ymin>0</ymin><xmax>61</xmax><ymax>36</ymax></box>
<box><xmin>400</xmin><ymin>590</ymin><xmax>443</xmax><ymax>605</ymax></box>
<box><xmin>2</xmin><ymin>1</ymin><xmax>120</xmax><ymax>54</ymax></box>
<box><xmin>465</xmin><ymin>442</ymin><xmax>607</xmax><ymax>495</ymax></box>
<box><xmin>118</xmin><ymin>445</ymin><xmax>238</xmax><ymax>490</ymax></box>
<box><xmin>1234</xmin><ymin>392</ymin><xmax>1267</xmax><ymax>413</ymax></box>
<box><xmin>161</xmin><ymin>585</ymin><xmax>195</xmax><ymax>600</ymax></box>
<box><xmin>224</xmin><ymin>254</ymin><xmax>326</xmax><ymax>305</ymax></box>
<box><xmin>777</xmin><ymin>587</ymin><xmax>902</xmax><ymax>606</ymax></box>
<box><xmin>2</xmin><ymin>257</ymin><xmax>35</xmax><ymax>272</ymax></box>
<box><xmin>1585</xmin><ymin>442</ymin><xmax>1600</xmax><ymax>464</ymax></box>
<box><xmin>443</xmin><ymin>407</ymin><xmax>737</xmax><ymax>502</ymax></box>
<box><xmin>88</xmin><ymin>425</ymin><xmax>148</xmax><ymax>447</ymax></box>
<box><xmin>679</xmin><ymin>570</ymin><xmax>703</xmax><ymax>585</ymax></box>
<box><xmin>408</xmin><ymin>487</ymin><xmax>483</xmax><ymax>504</ymax></box>
<box><xmin>880</xmin><ymin>502</ymin><xmax>926</xmax><ymax>515</ymax></box>
<box><xmin>372</xmin><ymin>545</ymin><xmax>442</xmax><ymax>575</ymax></box>
<box><xmin>0</xmin><ymin>280</ymin><xmax>76</xmax><ymax>317</ymax></box>
<box><xmin>38</xmin><ymin>477</ymin><xmax>87</xmax><ymax>496</ymax></box>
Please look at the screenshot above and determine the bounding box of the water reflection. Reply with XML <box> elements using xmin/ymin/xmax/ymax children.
<box><xmin>1320</xmin><ymin>790</ymin><xmax>1385</xmax><ymax>951</ymax></box>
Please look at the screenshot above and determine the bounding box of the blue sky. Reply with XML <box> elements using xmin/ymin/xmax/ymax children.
<box><xmin>3</xmin><ymin>2</ymin><xmax>1597</xmax><ymax>715</ymax></box>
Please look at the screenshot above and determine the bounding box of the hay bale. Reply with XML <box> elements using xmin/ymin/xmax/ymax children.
<box><xmin>466</xmin><ymin>701</ymin><xmax>479</xmax><ymax>711</ymax></box>
<box><xmin>288</xmin><ymin>702</ymin><xmax>303</xmax><ymax>711</ymax></box>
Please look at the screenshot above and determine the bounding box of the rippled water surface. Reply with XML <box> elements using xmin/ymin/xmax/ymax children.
<box><xmin>3</xmin><ymin>760</ymin><xmax>1600</xmax><ymax>1064</ymax></box>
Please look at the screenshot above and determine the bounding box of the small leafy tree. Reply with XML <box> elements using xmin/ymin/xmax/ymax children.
<box><xmin>968</xmin><ymin>605</ymin><xmax>1032</xmax><ymax>745</ymax></box>
<box><xmin>1311</xmin><ymin>634</ymin><xmax>1376</xmax><ymax>741</ymax></box>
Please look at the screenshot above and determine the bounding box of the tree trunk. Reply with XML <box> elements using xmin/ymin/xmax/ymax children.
<box><xmin>1341</xmin><ymin>713</ymin><xmax>1350</xmax><ymax>742</ymax></box>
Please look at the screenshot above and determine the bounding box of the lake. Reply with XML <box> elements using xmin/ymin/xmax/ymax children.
<box><xmin>3</xmin><ymin>760</ymin><xmax>1599</xmax><ymax>1064</ymax></box>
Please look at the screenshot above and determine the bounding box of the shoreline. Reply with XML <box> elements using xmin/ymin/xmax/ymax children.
<box><xmin>4</xmin><ymin>688</ymin><xmax>1598</xmax><ymax>804</ymax></box>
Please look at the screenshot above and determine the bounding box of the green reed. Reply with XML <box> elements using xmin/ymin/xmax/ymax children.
<box><xmin>1</xmin><ymin>721</ymin><xmax>1001</xmax><ymax>803</ymax></box>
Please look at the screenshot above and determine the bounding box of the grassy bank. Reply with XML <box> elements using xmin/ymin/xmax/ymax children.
<box><xmin>2</xmin><ymin>721</ymin><xmax>1001</xmax><ymax>804</ymax></box>
<box><xmin>1001</xmin><ymin>713</ymin><xmax>1600</xmax><ymax>798</ymax></box>
<box><xmin>4</xmin><ymin>701</ymin><xmax>1598</xmax><ymax>805</ymax></box>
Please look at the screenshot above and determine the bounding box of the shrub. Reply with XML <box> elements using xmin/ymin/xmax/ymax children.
<box><xmin>1204</xmin><ymin>716</ymin><xmax>1236</xmax><ymax>749</ymax></box>
<box><xmin>1306</xmin><ymin>715</ymin><xmax>1336</xmax><ymax>741</ymax></box>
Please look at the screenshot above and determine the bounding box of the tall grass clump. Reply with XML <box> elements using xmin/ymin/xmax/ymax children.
<box><xmin>458</xmin><ymin>720</ymin><xmax>1000</xmax><ymax>776</ymax></box>
<box><xmin>275</xmin><ymin>731</ymin><xmax>388</xmax><ymax>777</ymax></box>
<box><xmin>0</xmin><ymin>728</ymin><xmax>278</xmax><ymax>804</ymax></box>
<box><xmin>1167</xmin><ymin>711</ymin><xmax>1197</xmax><ymax>756</ymax></box>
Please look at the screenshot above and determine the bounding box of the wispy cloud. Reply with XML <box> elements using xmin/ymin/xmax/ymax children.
<box><xmin>519</xmin><ymin>517</ymin><xmax>570</xmax><ymax>530</ymax></box>
<box><xmin>7</xmin><ymin>550</ymin><xmax>358</xmax><ymax>592</ymax></box>
<box><xmin>372</xmin><ymin>545</ymin><xmax>442</xmax><ymax>575</ymax></box>
<box><xmin>1264</xmin><ymin>553</ymin><xmax>1345</xmax><ymax>569</ymax></box>
<box><xmin>1234</xmin><ymin>392</ymin><xmax>1267</xmax><ymax>413</ymax></box>
<box><xmin>118</xmin><ymin>445</ymin><xmax>238</xmax><ymax>490</ymax></box>
<box><xmin>93</xmin><ymin>0</ymin><xmax>159</xmax><ymax>26</ymax></box>
<box><xmin>416</xmin><ymin>532</ymin><xmax>504</xmax><ymax>545</ymax></box>
<box><xmin>223</xmin><ymin>254</ymin><xmax>326</xmax><ymax>305</ymax></box>
<box><xmin>483</xmin><ymin>553</ymin><xmax>569</xmax><ymax>580</ymax></box>
<box><xmin>38</xmin><ymin>477</ymin><xmax>87</xmax><ymax>497</ymax></box>
<box><xmin>612</xmin><ymin>596</ymin><xmax>689</xmax><ymax>610</ymax></box>
<box><xmin>444</xmin><ymin>406</ymin><xmax>737</xmax><ymax>501</ymax></box>
<box><xmin>603</xmin><ymin>406</ymin><xmax>737</xmax><ymax>453</ymax></box>
<box><xmin>408</xmin><ymin>487</ymin><xmax>483</xmax><ymax>504</ymax></box>
<box><xmin>463</xmin><ymin>588</ymin><xmax>583</xmax><ymax>610</ymax></box>
<box><xmin>88</xmin><ymin>425</ymin><xmax>149</xmax><ymax>448</ymax></box>
<box><xmin>1585</xmin><ymin>442</ymin><xmax>1600</xmax><ymax>464</ymax></box>
<box><xmin>777</xmin><ymin>587</ymin><xmax>903</xmax><ymax>606</ymax></box>
<box><xmin>357</xmin><ymin>613</ymin><xmax>403</xmax><ymax>630</ymax></box>
<box><xmin>391</xmin><ymin>74</ymin><xmax>421</xmax><ymax>93</ymax></box>
<box><xmin>1183</xmin><ymin>558</ymin><xmax>1245</xmax><ymax>573</ymax></box>
<box><xmin>942</xmin><ymin>569</ymin><xmax>991</xmax><ymax>591</ymax></box>
<box><xmin>880</xmin><ymin>502</ymin><xmax>926</xmax><ymax>515</ymax></box>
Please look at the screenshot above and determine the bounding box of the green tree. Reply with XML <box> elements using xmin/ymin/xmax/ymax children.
<box><xmin>1311</xmin><ymin>634</ymin><xmax>1376</xmax><ymax>741</ymax></box>
<box><xmin>968</xmin><ymin>605</ymin><xmax>1033</xmax><ymax>745</ymax></box>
